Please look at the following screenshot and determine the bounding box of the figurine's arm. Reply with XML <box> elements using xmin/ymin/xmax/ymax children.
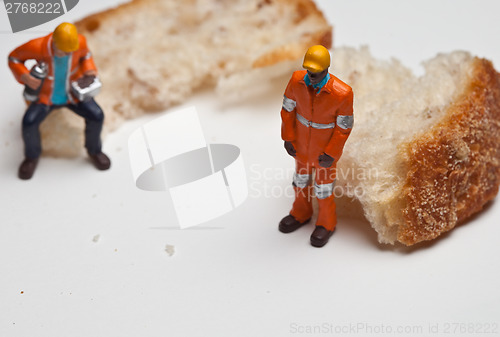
<box><xmin>281</xmin><ymin>78</ymin><xmax>297</xmax><ymax>142</ymax></box>
<box><xmin>78</xmin><ymin>35</ymin><xmax>98</xmax><ymax>76</ymax></box>
<box><xmin>324</xmin><ymin>88</ymin><xmax>354</xmax><ymax>161</ymax></box>
<box><xmin>8</xmin><ymin>39</ymin><xmax>43</xmax><ymax>84</ymax></box>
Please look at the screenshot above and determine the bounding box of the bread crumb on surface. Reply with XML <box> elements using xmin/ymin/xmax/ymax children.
<box><xmin>165</xmin><ymin>245</ymin><xmax>175</xmax><ymax>257</ymax></box>
<box><xmin>92</xmin><ymin>234</ymin><xmax>100</xmax><ymax>243</ymax></box>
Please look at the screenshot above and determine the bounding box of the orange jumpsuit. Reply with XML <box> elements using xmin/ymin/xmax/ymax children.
<box><xmin>8</xmin><ymin>32</ymin><xmax>97</xmax><ymax>105</ymax></box>
<box><xmin>281</xmin><ymin>70</ymin><xmax>353</xmax><ymax>231</ymax></box>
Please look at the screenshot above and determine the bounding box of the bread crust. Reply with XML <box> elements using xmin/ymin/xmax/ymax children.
<box><xmin>75</xmin><ymin>0</ymin><xmax>145</xmax><ymax>33</ymax></box>
<box><xmin>399</xmin><ymin>58</ymin><xmax>500</xmax><ymax>245</ymax></box>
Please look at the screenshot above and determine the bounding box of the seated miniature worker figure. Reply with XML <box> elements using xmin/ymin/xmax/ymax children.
<box><xmin>279</xmin><ymin>45</ymin><xmax>354</xmax><ymax>247</ymax></box>
<box><xmin>8</xmin><ymin>22</ymin><xmax>111</xmax><ymax>180</ymax></box>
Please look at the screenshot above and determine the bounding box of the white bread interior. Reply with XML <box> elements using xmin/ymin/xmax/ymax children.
<box><xmin>39</xmin><ymin>0</ymin><xmax>332</xmax><ymax>157</ymax></box>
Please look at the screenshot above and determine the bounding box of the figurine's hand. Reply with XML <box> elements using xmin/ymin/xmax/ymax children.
<box><xmin>77</xmin><ymin>74</ymin><xmax>96</xmax><ymax>88</ymax></box>
<box><xmin>284</xmin><ymin>141</ymin><xmax>296</xmax><ymax>157</ymax></box>
<box><xmin>318</xmin><ymin>153</ymin><xmax>334</xmax><ymax>168</ymax></box>
<box><xmin>20</xmin><ymin>73</ymin><xmax>42</xmax><ymax>90</ymax></box>
<box><xmin>84</xmin><ymin>70</ymin><xmax>98</xmax><ymax>77</ymax></box>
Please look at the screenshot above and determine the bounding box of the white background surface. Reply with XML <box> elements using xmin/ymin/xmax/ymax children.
<box><xmin>1</xmin><ymin>1</ymin><xmax>500</xmax><ymax>336</ymax></box>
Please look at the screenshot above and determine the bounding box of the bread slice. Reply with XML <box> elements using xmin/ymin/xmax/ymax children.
<box><xmin>39</xmin><ymin>0</ymin><xmax>332</xmax><ymax>156</ymax></box>
<box><xmin>330</xmin><ymin>47</ymin><xmax>500</xmax><ymax>245</ymax></box>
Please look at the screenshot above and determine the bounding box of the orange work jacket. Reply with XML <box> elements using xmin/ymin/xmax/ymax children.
<box><xmin>281</xmin><ymin>70</ymin><xmax>353</xmax><ymax>166</ymax></box>
<box><xmin>8</xmin><ymin>33</ymin><xmax>97</xmax><ymax>105</ymax></box>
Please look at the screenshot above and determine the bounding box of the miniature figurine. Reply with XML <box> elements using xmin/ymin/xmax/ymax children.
<box><xmin>8</xmin><ymin>22</ymin><xmax>110</xmax><ymax>180</ymax></box>
<box><xmin>279</xmin><ymin>45</ymin><xmax>354</xmax><ymax>247</ymax></box>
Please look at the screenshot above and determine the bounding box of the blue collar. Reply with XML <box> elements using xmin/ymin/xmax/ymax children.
<box><xmin>304</xmin><ymin>72</ymin><xmax>330</xmax><ymax>94</ymax></box>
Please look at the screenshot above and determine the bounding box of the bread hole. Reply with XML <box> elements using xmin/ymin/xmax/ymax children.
<box><xmin>217</xmin><ymin>60</ymin><xmax>227</xmax><ymax>70</ymax></box>
<box><xmin>257</xmin><ymin>0</ymin><xmax>272</xmax><ymax>9</ymax></box>
<box><xmin>256</xmin><ymin>20</ymin><xmax>266</xmax><ymax>29</ymax></box>
<box><xmin>112</xmin><ymin>103</ymin><xmax>124</xmax><ymax>115</ymax></box>
<box><xmin>84</xmin><ymin>19</ymin><xmax>100</xmax><ymax>33</ymax></box>
<box><xmin>320</xmin><ymin>31</ymin><xmax>333</xmax><ymax>49</ymax></box>
<box><xmin>115</xmin><ymin>24</ymin><xmax>134</xmax><ymax>36</ymax></box>
<box><xmin>348</xmin><ymin>70</ymin><xmax>360</xmax><ymax>85</ymax></box>
<box><xmin>294</xmin><ymin>2</ymin><xmax>311</xmax><ymax>24</ymax></box>
<box><xmin>168</xmin><ymin>27</ymin><xmax>179</xmax><ymax>35</ymax></box>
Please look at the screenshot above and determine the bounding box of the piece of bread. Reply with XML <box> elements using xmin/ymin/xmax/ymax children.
<box><xmin>329</xmin><ymin>47</ymin><xmax>500</xmax><ymax>246</ymax></box>
<box><xmin>39</xmin><ymin>0</ymin><xmax>332</xmax><ymax>156</ymax></box>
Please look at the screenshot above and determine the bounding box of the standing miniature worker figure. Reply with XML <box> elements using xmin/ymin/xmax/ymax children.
<box><xmin>8</xmin><ymin>22</ymin><xmax>111</xmax><ymax>180</ymax></box>
<box><xmin>279</xmin><ymin>45</ymin><xmax>353</xmax><ymax>247</ymax></box>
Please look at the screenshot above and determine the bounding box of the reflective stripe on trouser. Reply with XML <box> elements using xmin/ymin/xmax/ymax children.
<box><xmin>293</xmin><ymin>172</ymin><xmax>311</xmax><ymax>188</ymax></box>
<box><xmin>290</xmin><ymin>160</ymin><xmax>337</xmax><ymax>230</ymax></box>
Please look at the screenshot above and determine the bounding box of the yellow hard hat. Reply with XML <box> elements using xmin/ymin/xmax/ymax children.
<box><xmin>53</xmin><ymin>23</ymin><xmax>79</xmax><ymax>53</ymax></box>
<box><xmin>302</xmin><ymin>45</ymin><xmax>330</xmax><ymax>73</ymax></box>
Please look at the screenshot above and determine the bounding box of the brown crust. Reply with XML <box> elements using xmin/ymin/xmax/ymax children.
<box><xmin>399</xmin><ymin>58</ymin><xmax>500</xmax><ymax>245</ymax></box>
<box><xmin>74</xmin><ymin>0</ymin><xmax>145</xmax><ymax>33</ymax></box>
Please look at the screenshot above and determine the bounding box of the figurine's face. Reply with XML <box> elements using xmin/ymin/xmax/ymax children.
<box><xmin>52</xmin><ymin>42</ymin><xmax>72</xmax><ymax>57</ymax></box>
<box><xmin>307</xmin><ymin>69</ymin><xmax>328</xmax><ymax>85</ymax></box>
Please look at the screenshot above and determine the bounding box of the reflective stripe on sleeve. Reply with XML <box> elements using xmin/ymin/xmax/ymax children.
<box><xmin>282</xmin><ymin>95</ymin><xmax>296</xmax><ymax>112</ymax></box>
<box><xmin>8</xmin><ymin>56</ymin><xmax>22</xmax><ymax>64</ymax></box>
<box><xmin>337</xmin><ymin>115</ymin><xmax>354</xmax><ymax>130</ymax></box>
<box><xmin>314</xmin><ymin>181</ymin><xmax>335</xmax><ymax>199</ymax></box>
<box><xmin>293</xmin><ymin>173</ymin><xmax>311</xmax><ymax>189</ymax></box>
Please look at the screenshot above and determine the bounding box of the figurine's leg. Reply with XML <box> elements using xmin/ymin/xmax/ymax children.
<box><xmin>279</xmin><ymin>160</ymin><xmax>313</xmax><ymax>233</ymax></box>
<box><xmin>67</xmin><ymin>99</ymin><xmax>104</xmax><ymax>154</ymax></box>
<box><xmin>22</xmin><ymin>103</ymin><xmax>51</xmax><ymax>159</ymax></box>
<box><xmin>290</xmin><ymin>160</ymin><xmax>314</xmax><ymax>222</ymax></box>
<box><xmin>19</xmin><ymin>103</ymin><xmax>51</xmax><ymax>179</ymax></box>
<box><xmin>67</xmin><ymin>99</ymin><xmax>110</xmax><ymax>170</ymax></box>
<box><xmin>310</xmin><ymin>165</ymin><xmax>337</xmax><ymax>247</ymax></box>
<box><xmin>314</xmin><ymin>165</ymin><xmax>337</xmax><ymax>230</ymax></box>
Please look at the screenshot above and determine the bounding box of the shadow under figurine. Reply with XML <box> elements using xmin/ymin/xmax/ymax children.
<box><xmin>279</xmin><ymin>45</ymin><xmax>354</xmax><ymax>247</ymax></box>
<box><xmin>8</xmin><ymin>22</ymin><xmax>111</xmax><ymax>180</ymax></box>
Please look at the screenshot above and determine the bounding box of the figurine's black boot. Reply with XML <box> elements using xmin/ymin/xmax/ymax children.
<box><xmin>279</xmin><ymin>215</ymin><xmax>310</xmax><ymax>233</ymax></box>
<box><xmin>18</xmin><ymin>158</ymin><xmax>39</xmax><ymax>180</ymax></box>
<box><xmin>310</xmin><ymin>226</ymin><xmax>335</xmax><ymax>248</ymax></box>
<box><xmin>88</xmin><ymin>151</ymin><xmax>111</xmax><ymax>170</ymax></box>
